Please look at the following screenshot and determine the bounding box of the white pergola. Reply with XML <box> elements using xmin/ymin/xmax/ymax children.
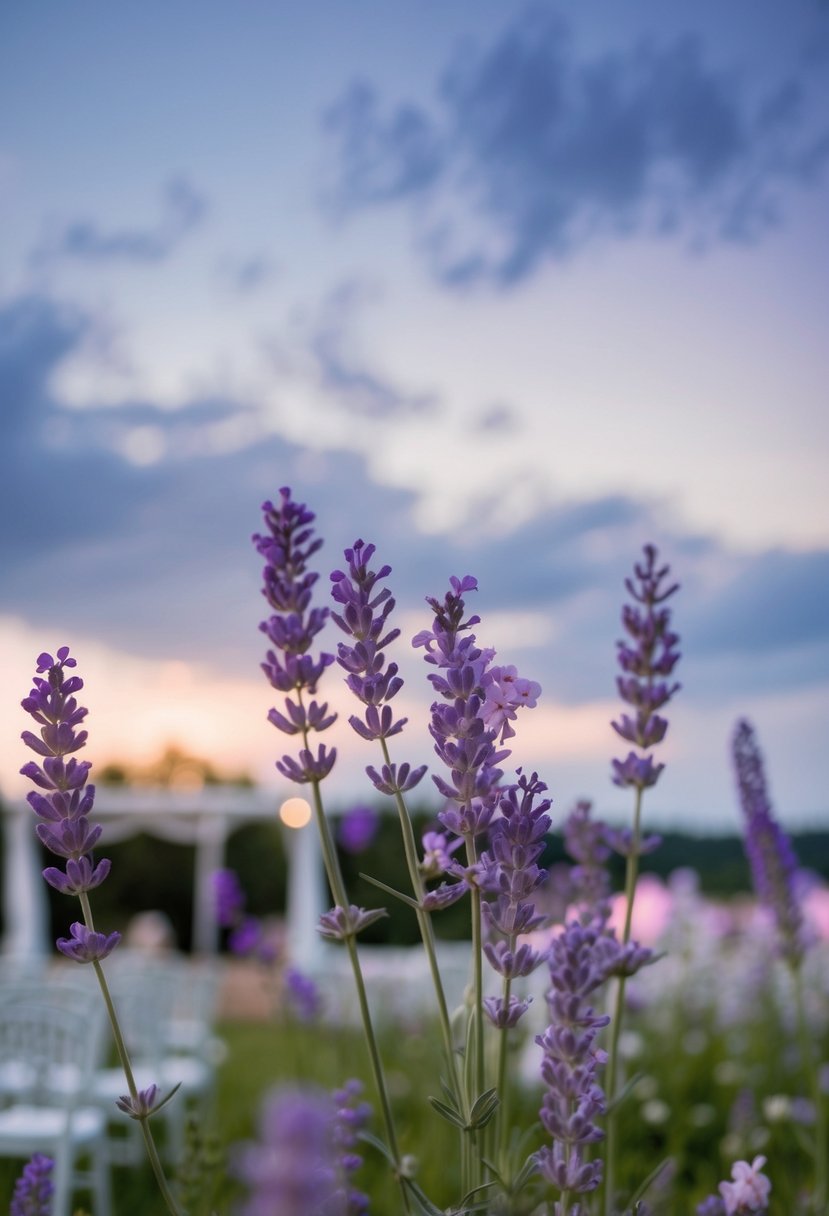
<box><xmin>1</xmin><ymin>787</ymin><xmax>327</xmax><ymax>966</ymax></box>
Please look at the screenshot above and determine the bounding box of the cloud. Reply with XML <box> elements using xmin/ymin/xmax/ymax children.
<box><xmin>32</xmin><ymin>177</ymin><xmax>208</xmax><ymax>266</ymax></box>
<box><xmin>323</xmin><ymin>8</ymin><xmax>829</xmax><ymax>285</ymax></box>
<box><xmin>215</xmin><ymin>253</ymin><xmax>278</xmax><ymax>295</ymax></box>
<box><xmin>308</xmin><ymin>282</ymin><xmax>439</xmax><ymax>418</ymax></box>
<box><xmin>2</xmin><ymin>289</ymin><xmax>828</xmax><ymax>719</ymax></box>
<box><xmin>0</xmin><ymin>292</ymin><xmax>425</xmax><ymax>665</ymax></box>
<box><xmin>475</xmin><ymin>403</ymin><xmax>519</xmax><ymax>434</ymax></box>
<box><xmin>687</xmin><ymin>548</ymin><xmax>829</xmax><ymax>657</ymax></box>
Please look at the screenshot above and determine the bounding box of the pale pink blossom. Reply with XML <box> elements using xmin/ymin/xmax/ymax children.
<box><xmin>719</xmin><ymin>1155</ymin><xmax>771</xmax><ymax>1214</ymax></box>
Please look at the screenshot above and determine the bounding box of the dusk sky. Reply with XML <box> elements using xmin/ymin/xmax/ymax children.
<box><xmin>1</xmin><ymin>1</ymin><xmax>828</xmax><ymax>835</ymax></box>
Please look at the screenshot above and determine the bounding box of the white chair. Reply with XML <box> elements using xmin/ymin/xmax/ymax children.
<box><xmin>0</xmin><ymin>975</ymin><xmax>103</xmax><ymax>1105</ymax></box>
<box><xmin>93</xmin><ymin>959</ymin><xmax>216</xmax><ymax>1166</ymax></box>
<box><xmin>0</xmin><ymin>1001</ymin><xmax>111</xmax><ymax>1216</ymax></box>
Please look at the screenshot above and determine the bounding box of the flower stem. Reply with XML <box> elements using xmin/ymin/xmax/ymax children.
<box><xmin>792</xmin><ymin>960</ymin><xmax>827</xmax><ymax>1213</ymax></box>
<box><xmin>306</xmin><ymin>775</ymin><xmax>411</xmax><ymax>1214</ymax></box>
<box><xmin>79</xmin><ymin>894</ymin><xmax>186</xmax><ymax>1216</ymax></box>
<box><xmin>379</xmin><ymin>739</ymin><xmax>465</xmax><ymax>1108</ymax></box>
<box><xmin>603</xmin><ymin>784</ymin><xmax>644</xmax><ymax>1216</ymax></box>
<box><xmin>465</xmin><ymin>832</ymin><xmax>486</xmax><ymax>1188</ymax></box>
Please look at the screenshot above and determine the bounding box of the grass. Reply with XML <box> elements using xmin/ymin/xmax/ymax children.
<box><xmin>0</xmin><ymin>953</ymin><xmax>824</xmax><ymax>1214</ymax></box>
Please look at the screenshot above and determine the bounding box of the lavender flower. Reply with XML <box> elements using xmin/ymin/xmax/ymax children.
<box><xmin>116</xmin><ymin>1084</ymin><xmax>160</xmax><ymax>1119</ymax></box>
<box><xmin>254</xmin><ymin>488</ymin><xmax>337</xmax><ymax>785</ymax></box>
<box><xmin>338</xmin><ymin>804</ymin><xmax>381</xmax><ymax>854</ymax></box>
<box><xmin>10</xmin><ymin>1154</ymin><xmax>54</xmax><ymax>1216</ymax></box>
<box><xmin>563</xmin><ymin>799</ymin><xmax>612</xmax><ymax>916</ymax></box>
<box><xmin>331</xmin><ymin>539</ymin><xmax>427</xmax><ymax>793</ymax></box>
<box><xmin>611</xmin><ymin>545</ymin><xmax>680</xmax><ymax>792</ymax></box>
<box><xmin>732</xmin><ymin>719</ymin><xmax>806</xmax><ymax>965</ymax></box>
<box><xmin>480</xmin><ymin>771</ymin><xmax>551</xmax><ymax>1027</ymax></box>
<box><xmin>284</xmin><ymin>965</ymin><xmax>323</xmax><ymax>1022</ymax></box>
<box><xmin>233</xmin><ymin>1085</ymin><xmax>346</xmax><ymax>1216</ymax></box>
<box><xmin>535</xmin><ymin>919</ymin><xmax>610</xmax><ymax>1197</ymax></box>
<box><xmin>213</xmin><ymin>867</ymin><xmax>246</xmax><ymax>928</ymax></box>
<box><xmin>317</xmin><ymin>905</ymin><xmax>387</xmax><ymax>943</ymax></box>
<box><xmin>55</xmin><ymin>920</ymin><xmax>121</xmax><ymax>963</ymax></box>
<box><xmin>332</xmin><ymin>1080</ymin><xmax>373</xmax><ymax>1216</ymax></box>
<box><xmin>20</xmin><ymin>647</ymin><xmax>112</xmax><ymax>898</ymax></box>
<box><xmin>697</xmin><ymin>1156</ymin><xmax>771</xmax><ymax>1215</ymax></box>
<box><xmin>414</xmin><ymin>575</ymin><xmax>527</xmax><ymax>842</ymax></box>
<box><xmin>419</xmin><ymin>830</ymin><xmax>463</xmax><ymax>880</ymax></box>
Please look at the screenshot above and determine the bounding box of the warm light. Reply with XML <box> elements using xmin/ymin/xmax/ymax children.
<box><xmin>279</xmin><ymin>797</ymin><xmax>312</xmax><ymax>829</ymax></box>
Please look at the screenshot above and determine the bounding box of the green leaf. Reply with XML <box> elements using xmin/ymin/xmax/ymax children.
<box><xmin>148</xmin><ymin>1081</ymin><xmax>183</xmax><ymax>1118</ymax></box>
<box><xmin>402</xmin><ymin>1177</ymin><xmax>448</xmax><ymax>1216</ymax></box>
<box><xmin>359</xmin><ymin>872</ymin><xmax>420</xmax><ymax>910</ymax></box>
<box><xmin>357</xmin><ymin>1129</ymin><xmax>398</xmax><ymax>1168</ymax></box>
<box><xmin>454</xmin><ymin>1181</ymin><xmax>498</xmax><ymax>1212</ymax></box>
<box><xmin>625</xmin><ymin>1156</ymin><xmax>675</xmax><ymax>1209</ymax></box>
<box><xmin>428</xmin><ymin>1095</ymin><xmax>468</xmax><ymax>1130</ymax></box>
<box><xmin>468</xmin><ymin>1087</ymin><xmax>500</xmax><ymax>1129</ymax></box>
<box><xmin>606</xmin><ymin>1069</ymin><xmax>644</xmax><ymax>1115</ymax></box>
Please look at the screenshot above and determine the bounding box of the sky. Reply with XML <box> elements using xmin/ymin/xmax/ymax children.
<box><xmin>1</xmin><ymin>0</ymin><xmax>828</xmax><ymax>836</ymax></box>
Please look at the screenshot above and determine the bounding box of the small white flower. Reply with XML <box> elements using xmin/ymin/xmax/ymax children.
<box><xmin>761</xmin><ymin>1094</ymin><xmax>791</xmax><ymax>1123</ymax></box>
<box><xmin>641</xmin><ymin>1098</ymin><xmax>671</xmax><ymax>1125</ymax></box>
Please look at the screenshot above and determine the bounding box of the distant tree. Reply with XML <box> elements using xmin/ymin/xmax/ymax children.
<box><xmin>97</xmin><ymin>744</ymin><xmax>254</xmax><ymax>789</ymax></box>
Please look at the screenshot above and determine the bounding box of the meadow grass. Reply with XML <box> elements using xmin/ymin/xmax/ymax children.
<box><xmin>3</xmin><ymin>972</ymin><xmax>819</xmax><ymax>1215</ymax></box>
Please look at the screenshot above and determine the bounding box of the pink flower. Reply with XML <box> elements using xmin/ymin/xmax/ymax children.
<box><xmin>719</xmin><ymin>1155</ymin><xmax>771</xmax><ymax>1214</ymax></box>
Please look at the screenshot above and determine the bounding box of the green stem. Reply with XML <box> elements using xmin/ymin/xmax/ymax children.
<box><xmin>79</xmin><ymin>893</ymin><xmax>186</xmax><ymax>1216</ymax></box>
<box><xmin>378</xmin><ymin>741</ymin><xmax>465</xmax><ymax>1098</ymax></box>
<box><xmin>465</xmin><ymin>832</ymin><xmax>486</xmax><ymax>1188</ymax></box>
<box><xmin>792</xmin><ymin>960</ymin><xmax>827</xmax><ymax>1213</ymax></box>
<box><xmin>603</xmin><ymin>784</ymin><xmax>644</xmax><ymax>1216</ymax></box>
<box><xmin>305</xmin><ymin>773</ymin><xmax>411</xmax><ymax>1214</ymax></box>
<box><xmin>495</xmin><ymin>970</ymin><xmax>513</xmax><ymax>1171</ymax></box>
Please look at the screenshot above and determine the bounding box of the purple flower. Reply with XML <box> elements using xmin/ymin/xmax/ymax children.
<box><xmin>254</xmin><ymin>489</ymin><xmax>337</xmax><ymax>786</ymax></box>
<box><xmin>414</xmin><ymin>575</ymin><xmax>531</xmax><ymax>842</ymax></box>
<box><xmin>732</xmin><ymin>719</ymin><xmax>807</xmax><ymax>965</ymax></box>
<box><xmin>56</xmin><ymin>921</ymin><xmax>121</xmax><ymax>964</ymax></box>
<box><xmin>479</xmin><ymin>771</ymin><xmax>550</xmax><ymax>1024</ymax></box>
<box><xmin>317</xmin><ymin>904</ymin><xmax>388</xmax><ymax>942</ymax></box>
<box><xmin>20</xmin><ymin>647</ymin><xmax>113</xmax><ymax>899</ymax></box>
<box><xmin>483</xmin><ymin>993</ymin><xmax>532</xmax><ymax>1029</ymax></box>
<box><xmin>331</xmin><ymin>540</ymin><xmax>408</xmax><ymax>741</ymax></box>
<box><xmin>213</xmin><ymin>867</ymin><xmax>246</xmax><ymax>928</ymax></box>
<box><xmin>233</xmin><ymin>1085</ymin><xmax>346</xmax><ymax>1216</ymax></box>
<box><xmin>337</xmin><ymin>804</ymin><xmax>380</xmax><ymax>854</ymax></box>
<box><xmin>611</xmin><ymin>545</ymin><xmax>680</xmax><ymax>792</ymax></box>
<box><xmin>696</xmin><ymin>1200</ymin><xmax>726</xmax><ymax>1216</ymax></box>
<box><xmin>419</xmin><ymin>830</ymin><xmax>463</xmax><ymax>880</ymax></box>
<box><xmin>480</xmin><ymin>664</ymin><xmax>541</xmax><ymax>742</ymax></box>
<box><xmin>364</xmin><ymin>761</ymin><xmax>427</xmax><ymax>797</ymax></box>
<box><xmin>116</xmin><ymin>1084</ymin><xmax>160</xmax><ymax>1119</ymax></box>
<box><xmin>10</xmin><ymin>1154</ymin><xmax>54</xmax><ymax>1216</ymax></box>
<box><xmin>229</xmin><ymin>917</ymin><xmax>265</xmax><ymax>957</ymax></box>
<box><xmin>535</xmin><ymin>919</ymin><xmax>610</xmax><ymax>1197</ymax></box>
<box><xmin>719</xmin><ymin>1155</ymin><xmax>771</xmax><ymax>1214</ymax></box>
<box><xmin>284</xmin><ymin>965</ymin><xmax>323</xmax><ymax>1022</ymax></box>
<box><xmin>563</xmin><ymin>799</ymin><xmax>612</xmax><ymax>915</ymax></box>
<box><xmin>332</xmin><ymin>1080</ymin><xmax>373</xmax><ymax>1215</ymax></box>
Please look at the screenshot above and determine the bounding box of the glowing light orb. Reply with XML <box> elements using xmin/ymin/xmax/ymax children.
<box><xmin>279</xmin><ymin>797</ymin><xmax>312</xmax><ymax>829</ymax></box>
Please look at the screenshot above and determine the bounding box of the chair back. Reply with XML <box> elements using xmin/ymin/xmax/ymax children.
<box><xmin>0</xmin><ymin>1001</ymin><xmax>106</xmax><ymax>1106</ymax></box>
